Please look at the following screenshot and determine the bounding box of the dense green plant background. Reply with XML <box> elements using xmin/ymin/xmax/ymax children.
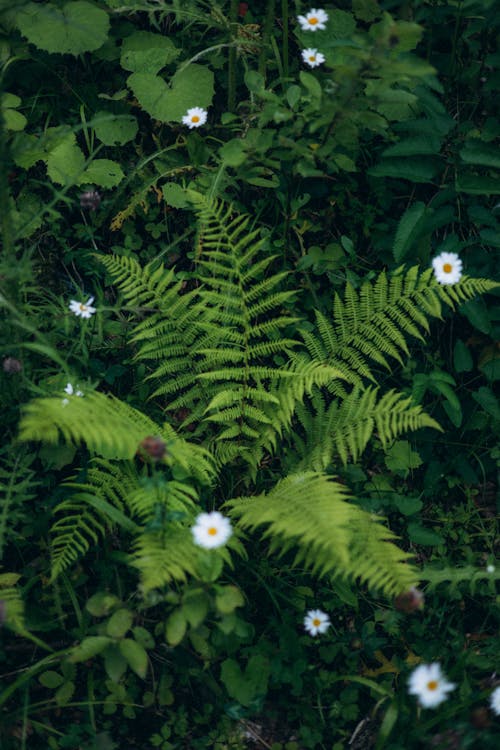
<box><xmin>1</xmin><ymin>1</ymin><xmax>499</xmax><ymax>748</ymax></box>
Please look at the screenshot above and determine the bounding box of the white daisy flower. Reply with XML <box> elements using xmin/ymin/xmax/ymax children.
<box><xmin>304</xmin><ymin>608</ymin><xmax>331</xmax><ymax>636</ymax></box>
<box><xmin>64</xmin><ymin>383</ymin><xmax>83</xmax><ymax>397</ymax></box>
<box><xmin>191</xmin><ymin>511</ymin><xmax>232</xmax><ymax>549</ymax></box>
<box><xmin>182</xmin><ymin>107</ymin><xmax>208</xmax><ymax>129</ymax></box>
<box><xmin>62</xmin><ymin>382</ymin><xmax>83</xmax><ymax>406</ymax></box>
<box><xmin>69</xmin><ymin>296</ymin><xmax>96</xmax><ymax>319</ymax></box>
<box><xmin>431</xmin><ymin>252</ymin><xmax>463</xmax><ymax>285</ymax></box>
<box><xmin>297</xmin><ymin>9</ymin><xmax>329</xmax><ymax>32</ymax></box>
<box><xmin>408</xmin><ymin>663</ymin><xmax>456</xmax><ymax>708</ymax></box>
<box><xmin>487</xmin><ymin>564</ymin><xmax>495</xmax><ymax>574</ymax></box>
<box><xmin>302</xmin><ymin>48</ymin><xmax>325</xmax><ymax>68</ymax></box>
<box><xmin>490</xmin><ymin>685</ymin><xmax>500</xmax><ymax>716</ymax></box>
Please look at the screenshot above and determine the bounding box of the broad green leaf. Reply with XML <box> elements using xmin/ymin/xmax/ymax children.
<box><xmin>392</xmin><ymin>495</ymin><xmax>423</xmax><ymax>516</ymax></box>
<box><xmin>93</xmin><ymin>113</ymin><xmax>138</xmax><ymax>146</ymax></box>
<box><xmin>220</xmin><ymin>655</ymin><xmax>270</xmax><ymax>707</ymax></box>
<box><xmin>132</xmin><ymin>626</ymin><xmax>155</xmax><ymax>650</ymax></box>
<box><xmin>104</xmin><ymin>644</ymin><xmax>128</xmax><ymax>682</ymax></box>
<box><xmin>453</xmin><ymin>340</ymin><xmax>473</xmax><ymax>372</ymax></box>
<box><xmin>220</xmin><ymin>139</ymin><xmax>247</xmax><ymax>167</ymax></box>
<box><xmin>127</xmin><ymin>64</ymin><xmax>214</xmax><ymax>122</ymax></box>
<box><xmin>120</xmin><ymin>31</ymin><xmax>178</xmax><ymax>74</ymax></box>
<box><xmin>86</xmin><ymin>592</ymin><xmax>122</xmax><ymax>617</ymax></box>
<box><xmin>368</xmin><ymin>158</ymin><xmax>440</xmax><ymax>182</ymax></box>
<box><xmin>39</xmin><ymin>671</ymin><xmax>64</xmax><ymax>689</ymax></box>
<box><xmin>106</xmin><ymin>608</ymin><xmax>134</xmax><ymax>639</ymax></box>
<box><xmin>392</xmin><ymin>202</ymin><xmax>426</xmax><ymax>262</ymax></box>
<box><xmin>55</xmin><ymin>681</ymin><xmax>75</xmax><ymax>706</ymax></box>
<box><xmin>461</xmin><ymin>298</ymin><xmax>492</xmax><ymax>334</ymax></box>
<box><xmin>165</xmin><ymin>609</ymin><xmax>187</xmax><ymax>646</ymax></box>
<box><xmin>299</xmin><ymin>71</ymin><xmax>322</xmax><ymax>100</ymax></box>
<box><xmin>162</xmin><ymin>183</ymin><xmax>191</xmax><ymax>208</ymax></box>
<box><xmin>69</xmin><ymin>636</ymin><xmax>112</xmax><ymax>662</ymax></box>
<box><xmin>407</xmin><ymin>522</ymin><xmax>444</xmax><ymax>546</ymax></box>
<box><xmin>3</xmin><ymin>108</ymin><xmax>26</xmax><ymax>131</ymax></box>
<box><xmin>382</xmin><ymin>136</ymin><xmax>442</xmax><ymax>157</ymax></box>
<box><xmin>2</xmin><ymin>92</ymin><xmax>21</xmax><ymax>108</ymax></box>
<box><xmin>17</xmin><ymin>1</ymin><xmax>109</xmax><ymax>55</ymax></box>
<box><xmin>244</xmin><ymin>70</ymin><xmax>265</xmax><ymax>93</ymax></box>
<box><xmin>455</xmin><ymin>175</ymin><xmax>500</xmax><ymax>195</ymax></box>
<box><xmin>472</xmin><ymin>386</ymin><xmax>500</xmax><ymax>420</ymax></box>
<box><xmin>80</xmin><ymin>159</ymin><xmax>124</xmax><ymax>188</ymax></box>
<box><xmin>459</xmin><ymin>140</ymin><xmax>500</xmax><ymax>169</ymax></box>
<box><xmin>46</xmin><ymin>136</ymin><xmax>85</xmax><ymax>186</ymax></box>
<box><xmin>119</xmin><ymin>638</ymin><xmax>148</xmax><ymax>679</ymax></box>
<box><xmin>181</xmin><ymin>590</ymin><xmax>210</xmax><ymax>628</ymax></box>
<box><xmin>384</xmin><ymin>440</ymin><xmax>422</xmax><ymax>473</ymax></box>
<box><xmin>215</xmin><ymin>585</ymin><xmax>245</xmax><ymax>615</ymax></box>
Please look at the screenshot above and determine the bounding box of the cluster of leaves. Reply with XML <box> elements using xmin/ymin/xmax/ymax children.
<box><xmin>1</xmin><ymin>1</ymin><xmax>499</xmax><ymax>749</ymax></box>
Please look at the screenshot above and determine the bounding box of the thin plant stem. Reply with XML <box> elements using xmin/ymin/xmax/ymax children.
<box><xmin>281</xmin><ymin>0</ymin><xmax>289</xmax><ymax>80</ymax></box>
<box><xmin>259</xmin><ymin>0</ymin><xmax>276</xmax><ymax>79</ymax></box>
<box><xmin>228</xmin><ymin>0</ymin><xmax>239</xmax><ymax>111</ymax></box>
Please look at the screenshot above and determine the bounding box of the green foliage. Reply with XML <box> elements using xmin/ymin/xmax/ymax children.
<box><xmin>15</xmin><ymin>1</ymin><xmax>110</xmax><ymax>55</ymax></box>
<box><xmin>226</xmin><ymin>472</ymin><xmax>417</xmax><ymax>597</ymax></box>
<box><xmin>1</xmin><ymin>1</ymin><xmax>500</xmax><ymax>747</ymax></box>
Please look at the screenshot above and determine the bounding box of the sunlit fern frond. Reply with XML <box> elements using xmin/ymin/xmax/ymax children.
<box><xmin>226</xmin><ymin>472</ymin><xmax>417</xmax><ymax>597</ymax></box>
<box><xmin>19</xmin><ymin>391</ymin><xmax>161</xmax><ymax>459</ymax></box>
<box><xmin>130</xmin><ymin>528</ymin><xmax>201</xmax><ymax>593</ymax></box>
<box><xmin>303</xmin><ymin>266</ymin><xmax>499</xmax><ymax>383</ymax></box>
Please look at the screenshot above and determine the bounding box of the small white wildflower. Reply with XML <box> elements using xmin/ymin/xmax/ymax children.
<box><xmin>182</xmin><ymin>107</ymin><xmax>208</xmax><ymax>129</ymax></box>
<box><xmin>301</xmin><ymin>48</ymin><xmax>325</xmax><ymax>68</ymax></box>
<box><xmin>69</xmin><ymin>296</ymin><xmax>96</xmax><ymax>319</ymax></box>
<box><xmin>487</xmin><ymin>564</ymin><xmax>495</xmax><ymax>574</ymax></box>
<box><xmin>431</xmin><ymin>252</ymin><xmax>463</xmax><ymax>285</ymax></box>
<box><xmin>297</xmin><ymin>9</ymin><xmax>329</xmax><ymax>32</ymax></box>
<box><xmin>191</xmin><ymin>511</ymin><xmax>232</xmax><ymax>549</ymax></box>
<box><xmin>490</xmin><ymin>685</ymin><xmax>500</xmax><ymax>716</ymax></box>
<box><xmin>408</xmin><ymin>663</ymin><xmax>456</xmax><ymax>708</ymax></box>
<box><xmin>304</xmin><ymin>608</ymin><xmax>331</xmax><ymax>636</ymax></box>
<box><xmin>62</xmin><ymin>382</ymin><xmax>83</xmax><ymax>406</ymax></box>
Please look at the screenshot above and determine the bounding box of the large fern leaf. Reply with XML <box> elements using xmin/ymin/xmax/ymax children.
<box><xmin>226</xmin><ymin>472</ymin><xmax>417</xmax><ymax>596</ymax></box>
<box><xmin>303</xmin><ymin>266</ymin><xmax>499</xmax><ymax>383</ymax></box>
<box><xmin>291</xmin><ymin>386</ymin><xmax>442</xmax><ymax>470</ymax></box>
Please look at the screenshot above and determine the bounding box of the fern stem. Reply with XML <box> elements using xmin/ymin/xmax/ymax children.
<box><xmin>259</xmin><ymin>0</ymin><xmax>276</xmax><ymax>80</ymax></box>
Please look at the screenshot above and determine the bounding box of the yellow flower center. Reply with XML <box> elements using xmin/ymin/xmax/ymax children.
<box><xmin>79</xmin><ymin>304</ymin><xmax>87</xmax><ymax>311</ymax></box>
<box><xmin>312</xmin><ymin>618</ymin><xmax>321</xmax><ymax>627</ymax></box>
<box><xmin>191</xmin><ymin>115</ymin><xmax>200</xmax><ymax>123</ymax></box>
<box><xmin>308</xmin><ymin>17</ymin><xmax>318</xmax><ymax>25</ymax></box>
<box><xmin>309</xmin><ymin>55</ymin><xmax>316</xmax><ymax>61</ymax></box>
<box><xmin>442</xmin><ymin>263</ymin><xmax>453</xmax><ymax>273</ymax></box>
<box><xmin>427</xmin><ymin>680</ymin><xmax>438</xmax><ymax>691</ymax></box>
<box><xmin>207</xmin><ymin>527</ymin><xmax>218</xmax><ymax>536</ymax></box>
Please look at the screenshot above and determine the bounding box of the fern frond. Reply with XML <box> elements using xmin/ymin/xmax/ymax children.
<box><xmin>130</xmin><ymin>529</ymin><xmax>200</xmax><ymax>592</ymax></box>
<box><xmin>0</xmin><ymin>450</ymin><xmax>39</xmax><ymax>559</ymax></box>
<box><xmin>304</xmin><ymin>267</ymin><xmax>499</xmax><ymax>383</ymax></box>
<box><xmin>49</xmin><ymin>496</ymin><xmax>109</xmax><ymax>581</ymax></box>
<box><xmin>291</xmin><ymin>387</ymin><xmax>442</xmax><ymax>470</ymax></box>
<box><xmin>0</xmin><ymin>573</ymin><xmax>26</xmax><ymax>634</ymax></box>
<box><xmin>226</xmin><ymin>472</ymin><xmax>417</xmax><ymax>596</ymax></box>
<box><xmin>420</xmin><ymin>564</ymin><xmax>500</xmax><ymax>594</ymax></box>
<box><xmin>19</xmin><ymin>391</ymin><xmax>161</xmax><ymax>459</ymax></box>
